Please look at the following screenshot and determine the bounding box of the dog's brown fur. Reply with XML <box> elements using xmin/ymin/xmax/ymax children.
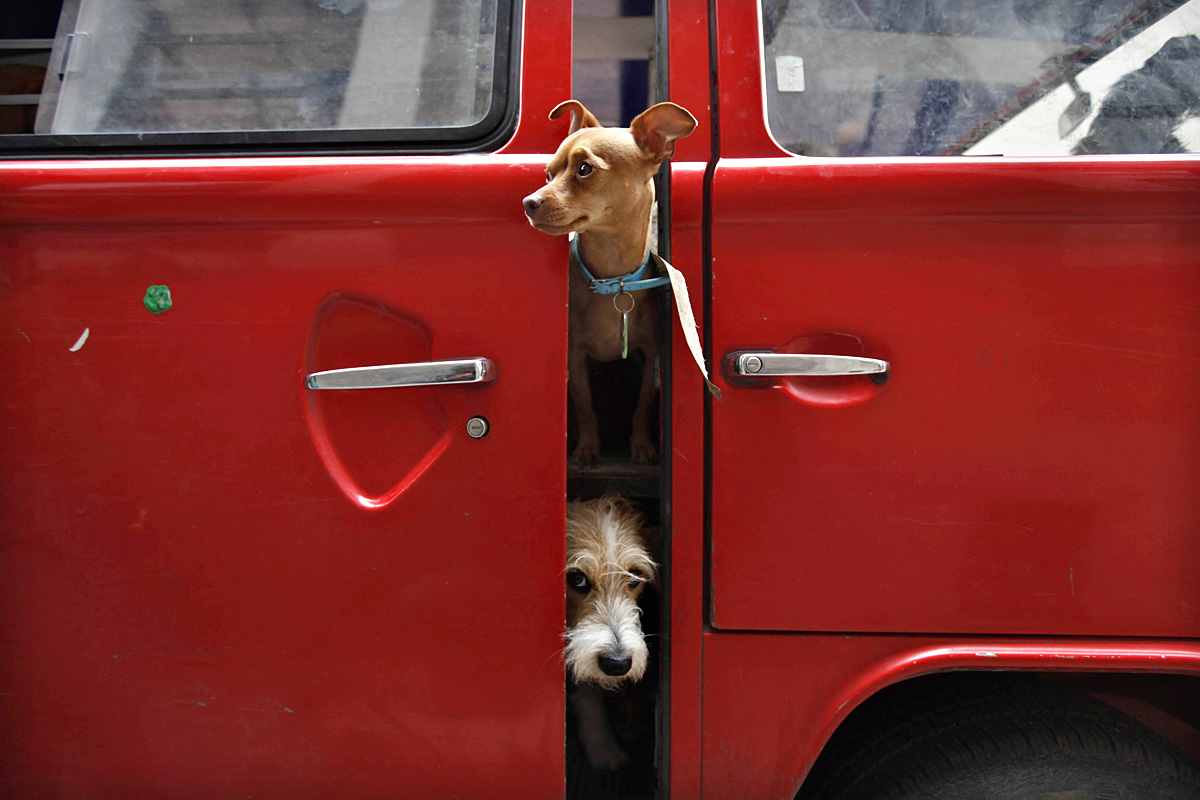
<box><xmin>524</xmin><ymin>100</ymin><xmax>696</xmax><ymax>464</ymax></box>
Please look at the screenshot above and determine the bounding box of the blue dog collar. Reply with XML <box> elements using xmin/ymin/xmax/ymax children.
<box><xmin>571</xmin><ymin>234</ymin><xmax>671</xmax><ymax>295</ymax></box>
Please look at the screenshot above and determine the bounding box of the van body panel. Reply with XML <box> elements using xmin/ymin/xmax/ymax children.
<box><xmin>0</xmin><ymin>158</ymin><xmax>568</xmax><ymax>796</ymax></box>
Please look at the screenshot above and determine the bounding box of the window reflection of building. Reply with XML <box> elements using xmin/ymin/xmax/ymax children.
<box><xmin>1074</xmin><ymin>35</ymin><xmax>1200</xmax><ymax>154</ymax></box>
<box><xmin>761</xmin><ymin>0</ymin><xmax>1200</xmax><ymax>157</ymax></box>
<box><xmin>44</xmin><ymin>0</ymin><xmax>495</xmax><ymax>135</ymax></box>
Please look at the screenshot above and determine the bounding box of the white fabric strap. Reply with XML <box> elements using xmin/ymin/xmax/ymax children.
<box><xmin>656</xmin><ymin>254</ymin><xmax>722</xmax><ymax>401</ymax></box>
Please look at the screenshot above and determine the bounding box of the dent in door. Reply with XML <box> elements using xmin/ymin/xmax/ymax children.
<box><xmin>304</xmin><ymin>292</ymin><xmax>451</xmax><ymax>509</ymax></box>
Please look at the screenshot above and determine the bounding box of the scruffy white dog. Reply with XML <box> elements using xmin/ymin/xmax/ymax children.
<box><xmin>565</xmin><ymin>496</ymin><xmax>658</xmax><ymax>769</ymax></box>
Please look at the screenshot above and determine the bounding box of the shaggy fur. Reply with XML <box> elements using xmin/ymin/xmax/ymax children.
<box><xmin>565</xmin><ymin>496</ymin><xmax>658</xmax><ymax>687</ymax></box>
<box><xmin>565</xmin><ymin>496</ymin><xmax>659</xmax><ymax>770</ymax></box>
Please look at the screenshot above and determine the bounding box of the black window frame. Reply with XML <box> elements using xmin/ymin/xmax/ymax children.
<box><xmin>0</xmin><ymin>0</ymin><xmax>520</xmax><ymax>158</ymax></box>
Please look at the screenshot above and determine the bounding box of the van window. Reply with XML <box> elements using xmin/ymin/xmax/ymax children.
<box><xmin>761</xmin><ymin>0</ymin><xmax>1200</xmax><ymax>156</ymax></box>
<box><xmin>0</xmin><ymin>0</ymin><xmax>513</xmax><ymax>151</ymax></box>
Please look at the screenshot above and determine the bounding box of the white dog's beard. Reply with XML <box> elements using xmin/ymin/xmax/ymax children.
<box><xmin>565</xmin><ymin>596</ymin><xmax>649</xmax><ymax>689</ymax></box>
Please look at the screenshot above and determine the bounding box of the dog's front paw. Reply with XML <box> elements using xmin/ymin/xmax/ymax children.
<box><xmin>583</xmin><ymin>736</ymin><xmax>631</xmax><ymax>771</ymax></box>
<box><xmin>629</xmin><ymin>433</ymin><xmax>657</xmax><ymax>465</ymax></box>
<box><xmin>573</xmin><ymin>435</ymin><xmax>601</xmax><ymax>466</ymax></box>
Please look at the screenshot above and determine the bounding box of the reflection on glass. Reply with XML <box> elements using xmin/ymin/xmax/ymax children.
<box><xmin>761</xmin><ymin>0</ymin><xmax>1200</xmax><ymax>156</ymax></box>
<box><xmin>35</xmin><ymin>0</ymin><xmax>498</xmax><ymax>135</ymax></box>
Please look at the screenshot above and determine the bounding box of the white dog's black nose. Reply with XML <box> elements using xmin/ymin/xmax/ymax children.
<box><xmin>597</xmin><ymin>653</ymin><xmax>633</xmax><ymax>677</ymax></box>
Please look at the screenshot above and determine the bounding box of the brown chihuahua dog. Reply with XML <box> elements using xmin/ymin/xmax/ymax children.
<box><xmin>523</xmin><ymin>100</ymin><xmax>697</xmax><ymax>464</ymax></box>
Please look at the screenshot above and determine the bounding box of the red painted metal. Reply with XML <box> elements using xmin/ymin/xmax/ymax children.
<box><xmin>668</xmin><ymin>0</ymin><xmax>713</xmax><ymax>164</ymax></box>
<box><xmin>702</xmin><ymin>633</ymin><xmax>1200</xmax><ymax>800</ymax></box>
<box><xmin>3</xmin><ymin>1</ymin><xmax>1199</xmax><ymax>797</ymax></box>
<box><xmin>665</xmin><ymin>164</ymin><xmax>709</xmax><ymax>800</ymax></box>
<box><xmin>665</xmin><ymin>0</ymin><xmax>714</xmax><ymax>795</ymax></box>
<box><xmin>712</xmin><ymin>0</ymin><xmax>789</xmax><ymax>159</ymax></box>
<box><xmin>0</xmin><ymin>158</ymin><xmax>567</xmax><ymax>797</ymax></box>
<box><xmin>496</xmin><ymin>0</ymin><xmax>572</xmax><ymax>155</ymax></box>
<box><xmin>695</xmin><ymin>2</ymin><xmax>1200</xmax><ymax>796</ymax></box>
<box><xmin>708</xmin><ymin>156</ymin><xmax>1200</xmax><ymax>637</ymax></box>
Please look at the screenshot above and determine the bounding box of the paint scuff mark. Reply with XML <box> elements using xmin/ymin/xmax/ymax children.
<box><xmin>232</xmin><ymin>698</ymin><xmax>294</xmax><ymax>714</ymax></box>
<box><xmin>890</xmin><ymin>516</ymin><xmax>1040</xmax><ymax>534</ymax></box>
<box><xmin>1070</xmin><ymin>567</ymin><xmax>1075</xmax><ymax>597</ymax></box>
<box><xmin>69</xmin><ymin>328</ymin><xmax>90</xmax><ymax>352</ymax></box>
<box><xmin>16</xmin><ymin>328</ymin><xmax>30</xmax><ymax>342</ymax></box>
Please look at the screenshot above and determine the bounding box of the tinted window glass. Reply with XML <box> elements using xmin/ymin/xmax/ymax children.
<box><xmin>761</xmin><ymin>0</ymin><xmax>1200</xmax><ymax>156</ymax></box>
<box><xmin>0</xmin><ymin>0</ymin><xmax>511</xmax><ymax>149</ymax></box>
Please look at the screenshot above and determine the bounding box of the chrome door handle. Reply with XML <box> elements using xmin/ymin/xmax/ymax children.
<box><xmin>305</xmin><ymin>358</ymin><xmax>496</xmax><ymax>390</ymax></box>
<box><xmin>725</xmin><ymin>351</ymin><xmax>890</xmax><ymax>381</ymax></box>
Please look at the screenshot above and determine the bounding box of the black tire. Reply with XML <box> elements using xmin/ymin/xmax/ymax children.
<box><xmin>798</xmin><ymin>674</ymin><xmax>1200</xmax><ymax>800</ymax></box>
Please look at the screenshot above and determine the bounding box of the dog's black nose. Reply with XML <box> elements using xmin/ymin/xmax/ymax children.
<box><xmin>597</xmin><ymin>653</ymin><xmax>632</xmax><ymax>677</ymax></box>
<box><xmin>523</xmin><ymin>194</ymin><xmax>543</xmax><ymax>215</ymax></box>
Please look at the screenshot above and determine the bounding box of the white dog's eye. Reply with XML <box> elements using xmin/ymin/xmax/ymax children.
<box><xmin>628</xmin><ymin>571</ymin><xmax>645</xmax><ymax>590</ymax></box>
<box><xmin>567</xmin><ymin>570</ymin><xmax>590</xmax><ymax>592</ymax></box>
<box><xmin>576</xmin><ymin>162</ymin><xmax>593</xmax><ymax>178</ymax></box>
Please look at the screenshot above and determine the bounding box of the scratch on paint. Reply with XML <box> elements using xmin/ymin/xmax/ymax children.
<box><xmin>215</xmin><ymin>497</ymin><xmax>341</xmax><ymax>512</ymax></box>
<box><xmin>233</xmin><ymin>699</ymin><xmax>294</xmax><ymax>714</ymax></box>
<box><xmin>16</xmin><ymin>329</ymin><xmax>30</xmax><ymax>342</ymax></box>
<box><xmin>890</xmin><ymin>516</ymin><xmax>1039</xmax><ymax>533</ymax></box>
<box><xmin>1046</xmin><ymin>339</ymin><xmax>1198</xmax><ymax>369</ymax></box>
<box><xmin>69</xmin><ymin>328</ymin><xmax>90</xmax><ymax>352</ymax></box>
<box><xmin>0</xmin><ymin>692</ymin><xmax>14</xmax><ymax>697</ymax></box>
<box><xmin>1070</xmin><ymin>567</ymin><xmax>1075</xmax><ymax>597</ymax></box>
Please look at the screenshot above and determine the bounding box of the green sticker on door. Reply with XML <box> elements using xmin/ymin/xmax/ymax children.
<box><xmin>143</xmin><ymin>285</ymin><xmax>172</xmax><ymax>314</ymax></box>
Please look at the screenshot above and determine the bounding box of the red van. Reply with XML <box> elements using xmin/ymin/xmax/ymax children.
<box><xmin>1</xmin><ymin>1</ymin><xmax>1198</xmax><ymax>798</ymax></box>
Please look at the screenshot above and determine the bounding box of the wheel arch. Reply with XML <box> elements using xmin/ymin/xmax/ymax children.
<box><xmin>791</xmin><ymin>641</ymin><xmax>1200</xmax><ymax>798</ymax></box>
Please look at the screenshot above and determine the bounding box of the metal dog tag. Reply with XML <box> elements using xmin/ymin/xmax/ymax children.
<box><xmin>614</xmin><ymin>291</ymin><xmax>635</xmax><ymax>360</ymax></box>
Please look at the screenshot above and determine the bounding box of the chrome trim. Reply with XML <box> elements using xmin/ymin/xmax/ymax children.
<box><xmin>305</xmin><ymin>358</ymin><xmax>496</xmax><ymax>390</ymax></box>
<box><xmin>725</xmin><ymin>351</ymin><xmax>890</xmax><ymax>378</ymax></box>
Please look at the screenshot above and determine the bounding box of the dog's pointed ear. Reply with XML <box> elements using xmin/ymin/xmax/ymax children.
<box><xmin>630</xmin><ymin>103</ymin><xmax>697</xmax><ymax>164</ymax></box>
<box><xmin>549</xmin><ymin>100</ymin><xmax>602</xmax><ymax>135</ymax></box>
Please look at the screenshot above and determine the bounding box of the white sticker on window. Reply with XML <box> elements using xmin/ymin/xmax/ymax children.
<box><xmin>775</xmin><ymin>55</ymin><xmax>806</xmax><ymax>92</ymax></box>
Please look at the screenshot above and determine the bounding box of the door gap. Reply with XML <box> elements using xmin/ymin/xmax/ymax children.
<box><xmin>566</xmin><ymin>1</ymin><xmax>664</xmax><ymax>798</ymax></box>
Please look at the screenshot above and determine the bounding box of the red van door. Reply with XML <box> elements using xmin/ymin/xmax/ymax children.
<box><xmin>0</xmin><ymin>159</ymin><xmax>567</xmax><ymax>797</ymax></box>
<box><xmin>0</xmin><ymin>2</ymin><xmax>570</xmax><ymax>797</ymax></box>
<box><xmin>707</xmin><ymin>2</ymin><xmax>1200</xmax><ymax>637</ymax></box>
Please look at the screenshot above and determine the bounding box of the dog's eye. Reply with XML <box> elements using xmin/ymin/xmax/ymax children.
<box><xmin>545</xmin><ymin>170</ymin><xmax>552</xmax><ymax>183</ymax></box>
<box><xmin>576</xmin><ymin>161</ymin><xmax>593</xmax><ymax>178</ymax></box>
<box><xmin>566</xmin><ymin>570</ymin><xmax>590</xmax><ymax>592</ymax></box>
